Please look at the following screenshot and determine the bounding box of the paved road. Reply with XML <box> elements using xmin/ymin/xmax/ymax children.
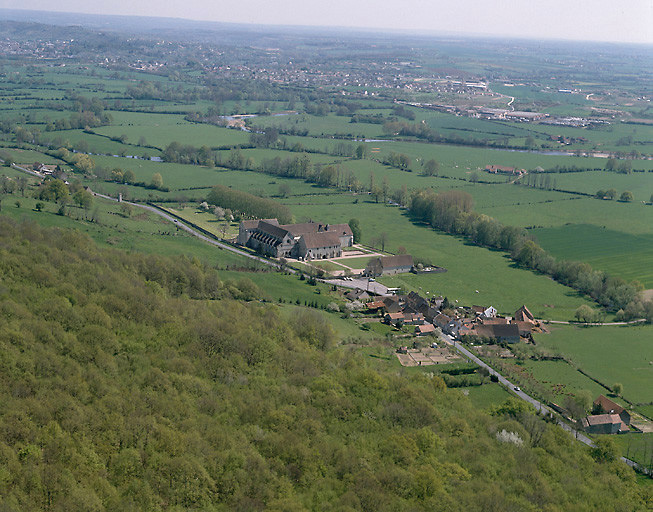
<box><xmin>10</xmin><ymin>163</ymin><xmax>43</xmax><ymax>177</ymax></box>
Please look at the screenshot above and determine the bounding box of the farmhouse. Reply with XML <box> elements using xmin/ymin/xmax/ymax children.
<box><xmin>237</xmin><ymin>219</ymin><xmax>353</xmax><ymax>259</ymax></box>
<box><xmin>593</xmin><ymin>395</ymin><xmax>631</xmax><ymax>426</ymax></box>
<box><xmin>582</xmin><ymin>414</ymin><xmax>629</xmax><ymax>434</ymax></box>
<box><xmin>364</xmin><ymin>255</ymin><xmax>414</xmax><ymax>276</ymax></box>
<box><xmin>484</xmin><ymin>165</ymin><xmax>525</xmax><ymax>176</ymax></box>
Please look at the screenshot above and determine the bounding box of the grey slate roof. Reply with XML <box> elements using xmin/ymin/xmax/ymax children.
<box><xmin>258</xmin><ymin>220</ymin><xmax>291</xmax><ymax>240</ymax></box>
<box><xmin>380</xmin><ymin>254</ymin><xmax>413</xmax><ymax>269</ymax></box>
<box><xmin>300</xmin><ymin>232</ymin><xmax>341</xmax><ymax>249</ymax></box>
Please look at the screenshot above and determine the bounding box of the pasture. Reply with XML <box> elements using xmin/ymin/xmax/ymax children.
<box><xmin>611</xmin><ymin>433</ymin><xmax>653</xmax><ymax>467</ymax></box>
<box><xmin>517</xmin><ymin>359</ymin><xmax>608</xmax><ymax>402</ymax></box>
<box><xmin>95</xmin><ymin>120</ymin><xmax>250</xmax><ymax>149</ymax></box>
<box><xmin>287</xmin><ymin>200</ymin><xmax>600</xmax><ymax>320</ymax></box>
<box><xmin>532</xmin><ymin>224</ymin><xmax>653</xmax><ymax>288</ymax></box>
<box><xmin>463</xmin><ymin>382</ymin><xmax>514</xmax><ymax>410</ymax></box>
<box><xmin>533</xmin><ymin>324</ymin><xmax>653</xmax><ymax>405</ymax></box>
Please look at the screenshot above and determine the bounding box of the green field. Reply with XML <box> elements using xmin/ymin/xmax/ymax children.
<box><xmin>547</xmin><ymin>170</ymin><xmax>653</xmax><ymax>203</ymax></box>
<box><xmin>332</xmin><ymin>255</ymin><xmax>376</xmax><ymax>268</ymax></box>
<box><xmin>95</xmin><ymin>118</ymin><xmax>250</xmax><ymax>149</ymax></box>
<box><xmin>533</xmin><ymin>224</ymin><xmax>653</xmax><ymax>287</ymax></box>
<box><xmin>517</xmin><ymin>359</ymin><xmax>608</xmax><ymax>402</ymax></box>
<box><xmin>463</xmin><ymin>382</ymin><xmax>514</xmax><ymax>410</ymax></box>
<box><xmin>288</xmin><ymin>200</ymin><xmax>600</xmax><ymax>320</ymax></box>
<box><xmin>611</xmin><ymin>433</ymin><xmax>653</xmax><ymax>467</ymax></box>
<box><xmin>533</xmin><ymin>324</ymin><xmax>653</xmax><ymax>404</ymax></box>
<box><xmin>162</xmin><ymin>205</ymin><xmax>240</xmax><ymax>238</ymax></box>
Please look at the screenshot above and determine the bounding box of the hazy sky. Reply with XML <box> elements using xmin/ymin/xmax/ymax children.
<box><xmin>1</xmin><ymin>0</ymin><xmax>652</xmax><ymax>44</ymax></box>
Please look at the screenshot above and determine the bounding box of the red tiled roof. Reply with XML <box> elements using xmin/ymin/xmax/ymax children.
<box><xmin>585</xmin><ymin>414</ymin><xmax>621</xmax><ymax>426</ymax></box>
<box><xmin>593</xmin><ymin>395</ymin><xmax>625</xmax><ymax>415</ymax></box>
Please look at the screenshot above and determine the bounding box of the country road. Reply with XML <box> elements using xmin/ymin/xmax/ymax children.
<box><xmin>542</xmin><ymin>319</ymin><xmax>646</xmax><ymax>326</ymax></box>
<box><xmin>92</xmin><ymin>192</ymin><xmax>287</xmax><ymax>271</ymax></box>
<box><xmin>440</xmin><ymin>333</ymin><xmax>648</xmax><ymax>474</ymax></box>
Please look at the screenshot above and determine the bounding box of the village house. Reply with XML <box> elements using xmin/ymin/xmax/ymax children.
<box><xmin>472</xmin><ymin>305</ymin><xmax>497</xmax><ymax>319</ymax></box>
<box><xmin>237</xmin><ymin>219</ymin><xmax>353</xmax><ymax>259</ymax></box>
<box><xmin>344</xmin><ymin>288</ymin><xmax>370</xmax><ymax>302</ymax></box>
<box><xmin>406</xmin><ymin>291</ymin><xmax>428</xmax><ymax>310</ymax></box>
<box><xmin>366</xmin><ymin>300</ymin><xmax>385</xmax><ymax>312</ymax></box>
<box><xmin>430</xmin><ymin>296</ymin><xmax>444</xmax><ymax>310</ymax></box>
<box><xmin>382</xmin><ymin>296</ymin><xmax>404</xmax><ymax>314</ymax></box>
<box><xmin>433</xmin><ymin>313</ymin><xmax>451</xmax><ymax>331</ymax></box>
<box><xmin>402</xmin><ymin>312</ymin><xmax>425</xmax><ymax>325</ymax></box>
<box><xmin>364</xmin><ymin>254</ymin><xmax>414</xmax><ymax>276</ymax></box>
<box><xmin>415</xmin><ymin>324</ymin><xmax>436</xmax><ymax>336</ymax></box>
<box><xmin>418</xmin><ymin>304</ymin><xmax>440</xmax><ymax>324</ymax></box>
<box><xmin>445</xmin><ymin>318</ymin><xmax>463</xmax><ymax>337</ymax></box>
<box><xmin>384</xmin><ymin>312</ymin><xmax>404</xmax><ymax>325</ymax></box>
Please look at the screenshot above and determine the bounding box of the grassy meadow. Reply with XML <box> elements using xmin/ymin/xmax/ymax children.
<box><xmin>533</xmin><ymin>324</ymin><xmax>653</xmax><ymax>405</ymax></box>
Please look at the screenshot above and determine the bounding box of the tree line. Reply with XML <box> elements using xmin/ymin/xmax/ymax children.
<box><xmin>408</xmin><ymin>189</ymin><xmax>651</xmax><ymax>318</ymax></box>
<box><xmin>207</xmin><ymin>184</ymin><xmax>292</xmax><ymax>224</ymax></box>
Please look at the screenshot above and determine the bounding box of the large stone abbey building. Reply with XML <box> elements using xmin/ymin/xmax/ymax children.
<box><xmin>237</xmin><ymin>219</ymin><xmax>353</xmax><ymax>259</ymax></box>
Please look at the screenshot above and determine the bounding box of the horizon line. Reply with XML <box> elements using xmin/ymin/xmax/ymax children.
<box><xmin>0</xmin><ymin>7</ymin><xmax>652</xmax><ymax>47</ymax></box>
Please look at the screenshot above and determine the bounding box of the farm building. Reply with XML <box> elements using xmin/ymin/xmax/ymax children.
<box><xmin>593</xmin><ymin>395</ymin><xmax>631</xmax><ymax>426</ymax></box>
<box><xmin>484</xmin><ymin>165</ymin><xmax>525</xmax><ymax>176</ymax></box>
<box><xmin>237</xmin><ymin>219</ymin><xmax>353</xmax><ymax>259</ymax></box>
<box><xmin>514</xmin><ymin>305</ymin><xmax>536</xmax><ymax>324</ymax></box>
<box><xmin>344</xmin><ymin>288</ymin><xmax>370</xmax><ymax>302</ymax></box>
<box><xmin>582</xmin><ymin>414</ymin><xmax>629</xmax><ymax>434</ymax></box>
<box><xmin>512</xmin><ymin>321</ymin><xmax>533</xmax><ymax>338</ymax></box>
<box><xmin>364</xmin><ymin>254</ymin><xmax>414</xmax><ymax>276</ymax></box>
<box><xmin>473</xmin><ymin>323</ymin><xmax>520</xmax><ymax>343</ymax></box>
